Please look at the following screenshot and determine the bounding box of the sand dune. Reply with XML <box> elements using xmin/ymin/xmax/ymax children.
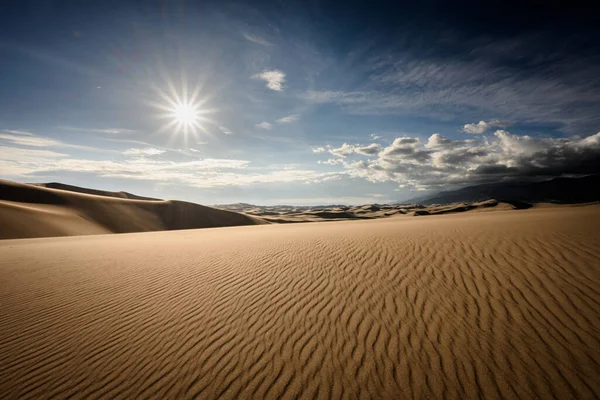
<box><xmin>34</xmin><ymin>182</ymin><xmax>161</xmax><ymax>200</ymax></box>
<box><xmin>1</xmin><ymin>179</ymin><xmax>555</xmax><ymax>239</ymax></box>
<box><xmin>0</xmin><ymin>180</ymin><xmax>264</xmax><ymax>239</ymax></box>
<box><xmin>235</xmin><ymin>200</ymin><xmax>550</xmax><ymax>223</ymax></box>
<box><xmin>1</xmin><ymin>205</ymin><xmax>599</xmax><ymax>398</ymax></box>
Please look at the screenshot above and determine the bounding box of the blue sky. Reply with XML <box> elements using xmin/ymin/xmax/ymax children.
<box><xmin>1</xmin><ymin>0</ymin><xmax>599</xmax><ymax>205</ymax></box>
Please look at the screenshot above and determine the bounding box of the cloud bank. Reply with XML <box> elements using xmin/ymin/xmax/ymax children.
<box><xmin>315</xmin><ymin>131</ymin><xmax>600</xmax><ymax>190</ymax></box>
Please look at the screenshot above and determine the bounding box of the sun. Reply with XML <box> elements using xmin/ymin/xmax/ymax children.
<box><xmin>165</xmin><ymin>100</ymin><xmax>206</xmax><ymax>135</ymax></box>
<box><xmin>148</xmin><ymin>73</ymin><xmax>218</xmax><ymax>146</ymax></box>
<box><xmin>173</xmin><ymin>103</ymin><xmax>198</xmax><ymax>126</ymax></box>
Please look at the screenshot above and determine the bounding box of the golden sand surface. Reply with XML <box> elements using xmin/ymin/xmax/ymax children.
<box><xmin>1</xmin><ymin>205</ymin><xmax>599</xmax><ymax>399</ymax></box>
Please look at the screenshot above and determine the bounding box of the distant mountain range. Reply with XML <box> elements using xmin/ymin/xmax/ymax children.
<box><xmin>405</xmin><ymin>175</ymin><xmax>600</xmax><ymax>205</ymax></box>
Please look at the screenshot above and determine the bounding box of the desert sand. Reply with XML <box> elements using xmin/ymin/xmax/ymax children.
<box><xmin>0</xmin><ymin>180</ymin><xmax>264</xmax><ymax>239</ymax></box>
<box><xmin>1</xmin><ymin>205</ymin><xmax>599</xmax><ymax>399</ymax></box>
<box><xmin>217</xmin><ymin>199</ymin><xmax>542</xmax><ymax>223</ymax></box>
<box><xmin>1</xmin><ymin>179</ymin><xmax>556</xmax><ymax>240</ymax></box>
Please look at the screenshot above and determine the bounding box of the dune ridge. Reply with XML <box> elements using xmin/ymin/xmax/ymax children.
<box><xmin>0</xmin><ymin>180</ymin><xmax>264</xmax><ymax>239</ymax></box>
<box><xmin>33</xmin><ymin>182</ymin><xmax>161</xmax><ymax>200</ymax></box>
<box><xmin>1</xmin><ymin>206</ymin><xmax>599</xmax><ymax>398</ymax></box>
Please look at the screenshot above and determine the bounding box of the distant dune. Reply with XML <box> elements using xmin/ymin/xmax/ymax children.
<box><xmin>1</xmin><ymin>205</ymin><xmax>599</xmax><ymax>398</ymax></box>
<box><xmin>0</xmin><ymin>180</ymin><xmax>265</xmax><ymax>239</ymax></box>
<box><xmin>217</xmin><ymin>199</ymin><xmax>574</xmax><ymax>223</ymax></box>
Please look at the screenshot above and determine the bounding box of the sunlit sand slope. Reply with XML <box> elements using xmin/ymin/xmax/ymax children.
<box><xmin>1</xmin><ymin>206</ymin><xmax>599</xmax><ymax>399</ymax></box>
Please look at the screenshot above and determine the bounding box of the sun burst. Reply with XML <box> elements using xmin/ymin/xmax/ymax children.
<box><xmin>148</xmin><ymin>74</ymin><xmax>218</xmax><ymax>147</ymax></box>
<box><xmin>173</xmin><ymin>103</ymin><xmax>198</xmax><ymax>126</ymax></box>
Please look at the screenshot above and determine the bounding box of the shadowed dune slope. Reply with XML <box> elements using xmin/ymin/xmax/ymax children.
<box><xmin>0</xmin><ymin>180</ymin><xmax>264</xmax><ymax>239</ymax></box>
<box><xmin>1</xmin><ymin>206</ymin><xmax>599</xmax><ymax>399</ymax></box>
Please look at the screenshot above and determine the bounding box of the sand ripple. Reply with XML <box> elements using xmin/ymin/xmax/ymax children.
<box><xmin>1</xmin><ymin>206</ymin><xmax>599</xmax><ymax>399</ymax></box>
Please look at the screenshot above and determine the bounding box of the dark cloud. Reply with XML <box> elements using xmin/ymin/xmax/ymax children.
<box><xmin>379</xmin><ymin>137</ymin><xmax>432</xmax><ymax>162</ymax></box>
<box><xmin>355</xmin><ymin>144</ymin><xmax>381</xmax><ymax>155</ymax></box>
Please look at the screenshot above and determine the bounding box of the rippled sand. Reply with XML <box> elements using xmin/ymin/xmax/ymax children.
<box><xmin>1</xmin><ymin>206</ymin><xmax>599</xmax><ymax>399</ymax></box>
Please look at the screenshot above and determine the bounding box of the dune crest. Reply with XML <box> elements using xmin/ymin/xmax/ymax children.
<box><xmin>1</xmin><ymin>206</ymin><xmax>599</xmax><ymax>398</ymax></box>
<box><xmin>34</xmin><ymin>182</ymin><xmax>161</xmax><ymax>200</ymax></box>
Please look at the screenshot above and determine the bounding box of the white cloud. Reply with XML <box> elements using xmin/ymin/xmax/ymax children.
<box><xmin>276</xmin><ymin>114</ymin><xmax>299</xmax><ymax>124</ymax></box>
<box><xmin>253</xmin><ymin>70</ymin><xmax>285</xmax><ymax>91</ymax></box>
<box><xmin>318</xmin><ymin>158</ymin><xmax>344</xmax><ymax>165</ymax></box>
<box><xmin>122</xmin><ymin>147</ymin><xmax>166</xmax><ymax>156</ymax></box>
<box><xmin>242</xmin><ymin>32</ymin><xmax>272</xmax><ymax>46</ymax></box>
<box><xmin>330</xmin><ymin>143</ymin><xmax>356</xmax><ymax>158</ymax></box>
<box><xmin>328</xmin><ymin>143</ymin><xmax>382</xmax><ymax>158</ymax></box>
<box><xmin>255</xmin><ymin>121</ymin><xmax>272</xmax><ymax>130</ymax></box>
<box><xmin>425</xmin><ymin>133</ymin><xmax>476</xmax><ymax>149</ymax></box>
<box><xmin>371</xmin><ymin>134</ymin><xmax>382</xmax><ymax>140</ymax></box>
<box><xmin>462</xmin><ymin>120</ymin><xmax>509</xmax><ymax>134</ymax></box>
<box><xmin>312</xmin><ymin>143</ymin><xmax>384</xmax><ymax>158</ymax></box>
<box><xmin>314</xmin><ymin>131</ymin><xmax>600</xmax><ymax>190</ymax></box>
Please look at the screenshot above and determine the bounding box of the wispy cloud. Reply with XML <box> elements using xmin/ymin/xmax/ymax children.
<box><xmin>0</xmin><ymin>144</ymin><xmax>345</xmax><ymax>189</ymax></box>
<box><xmin>0</xmin><ymin>131</ymin><xmax>61</xmax><ymax>147</ymax></box>
<box><xmin>2</xmin><ymin>130</ymin><xmax>34</xmax><ymax>136</ymax></box>
<box><xmin>253</xmin><ymin>70</ymin><xmax>285</xmax><ymax>91</ymax></box>
<box><xmin>60</xmin><ymin>126</ymin><xmax>136</xmax><ymax>135</ymax></box>
<box><xmin>0</xmin><ymin>146</ymin><xmax>67</xmax><ymax>161</ymax></box>
<box><xmin>276</xmin><ymin>114</ymin><xmax>299</xmax><ymax>124</ymax></box>
<box><xmin>242</xmin><ymin>32</ymin><xmax>272</xmax><ymax>46</ymax></box>
<box><xmin>122</xmin><ymin>147</ymin><xmax>166</xmax><ymax>156</ymax></box>
<box><xmin>0</xmin><ymin>145</ymin><xmax>69</xmax><ymax>176</ymax></box>
<box><xmin>302</xmin><ymin>40</ymin><xmax>600</xmax><ymax>131</ymax></box>
<box><xmin>219</xmin><ymin>126</ymin><xmax>233</xmax><ymax>135</ymax></box>
<box><xmin>255</xmin><ymin>121</ymin><xmax>272</xmax><ymax>130</ymax></box>
<box><xmin>0</xmin><ymin>129</ymin><xmax>101</xmax><ymax>151</ymax></box>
